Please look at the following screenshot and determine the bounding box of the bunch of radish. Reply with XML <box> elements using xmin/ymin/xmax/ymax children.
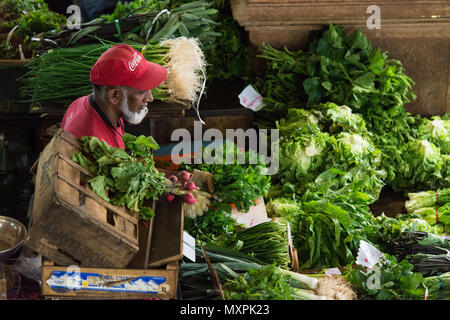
<box><xmin>165</xmin><ymin>170</ymin><xmax>199</xmax><ymax>204</ymax></box>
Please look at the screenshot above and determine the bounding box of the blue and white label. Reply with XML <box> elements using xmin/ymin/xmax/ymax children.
<box><xmin>46</xmin><ymin>270</ymin><xmax>168</xmax><ymax>294</ymax></box>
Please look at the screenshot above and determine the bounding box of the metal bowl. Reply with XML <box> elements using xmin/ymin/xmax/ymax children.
<box><xmin>0</xmin><ymin>216</ymin><xmax>27</xmax><ymax>263</ymax></box>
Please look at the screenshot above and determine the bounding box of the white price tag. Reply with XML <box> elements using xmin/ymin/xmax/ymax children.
<box><xmin>183</xmin><ymin>231</ymin><xmax>196</xmax><ymax>262</ymax></box>
<box><xmin>236</xmin><ymin>215</ymin><xmax>271</xmax><ymax>228</ymax></box>
<box><xmin>325</xmin><ymin>268</ymin><xmax>342</xmax><ymax>275</ymax></box>
<box><xmin>356</xmin><ymin>240</ymin><xmax>383</xmax><ymax>268</ymax></box>
<box><xmin>238</xmin><ymin>85</ymin><xmax>265</xmax><ymax>112</ymax></box>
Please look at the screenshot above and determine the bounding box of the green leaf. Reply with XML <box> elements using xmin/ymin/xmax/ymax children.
<box><xmin>369</xmin><ymin>48</ymin><xmax>385</xmax><ymax>75</ymax></box>
<box><xmin>89</xmin><ymin>175</ymin><xmax>111</xmax><ymax>201</ymax></box>
<box><xmin>67</xmin><ymin>26</ymin><xmax>101</xmax><ymax>46</ymax></box>
<box><xmin>303</xmin><ymin>77</ymin><xmax>322</xmax><ymax>105</ymax></box>
<box><xmin>354</xmin><ymin>72</ymin><xmax>375</xmax><ymax>89</ymax></box>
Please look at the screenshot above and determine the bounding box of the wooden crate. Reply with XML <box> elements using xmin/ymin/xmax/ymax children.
<box><xmin>127</xmin><ymin>171</ymin><xmax>184</xmax><ymax>269</ymax></box>
<box><xmin>41</xmin><ymin>259</ymin><xmax>178</xmax><ymax>300</ymax></box>
<box><xmin>23</xmin><ymin>129</ymin><xmax>139</xmax><ymax>268</ymax></box>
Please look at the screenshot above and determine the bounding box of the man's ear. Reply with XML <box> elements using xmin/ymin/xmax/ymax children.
<box><xmin>106</xmin><ymin>87</ymin><xmax>122</xmax><ymax>105</ymax></box>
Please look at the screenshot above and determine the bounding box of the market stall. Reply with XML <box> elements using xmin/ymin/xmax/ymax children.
<box><xmin>0</xmin><ymin>0</ymin><xmax>449</xmax><ymax>303</ymax></box>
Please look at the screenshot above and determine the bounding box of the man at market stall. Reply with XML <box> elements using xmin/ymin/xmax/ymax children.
<box><xmin>60</xmin><ymin>43</ymin><xmax>168</xmax><ymax>150</ymax></box>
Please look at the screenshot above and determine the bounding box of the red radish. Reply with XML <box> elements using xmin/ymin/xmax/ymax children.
<box><xmin>178</xmin><ymin>170</ymin><xmax>191</xmax><ymax>182</ymax></box>
<box><xmin>168</xmin><ymin>175</ymin><xmax>178</xmax><ymax>183</ymax></box>
<box><xmin>165</xmin><ymin>193</ymin><xmax>175</xmax><ymax>203</ymax></box>
<box><xmin>183</xmin><ymin>192</ymin><xmax>197</xmax><ymax>205</ymax></box>
<box><xmin>184</xmin><ymin>181</ymin><xmax>199</xmax><ymax>191</ymax></box>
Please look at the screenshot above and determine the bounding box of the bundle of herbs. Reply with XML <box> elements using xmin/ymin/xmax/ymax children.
<box><xmin>183</xmin><ymin>204</ymin><xmax>240</xmax><ymax>248</ymax></box>
<box><xmin>21</xmin><ymin>37</ymin><xmax>206</xmax><ymax>107</ymax></box>
<box><xmin>72</xmin><ymin>133</ymin><xmax>173</xmax><ymax>220</ymax></box>
<box><xmin>182</xmin><ymin>140</ymin><xmax>271</xmax><ymax>214</ymax></box>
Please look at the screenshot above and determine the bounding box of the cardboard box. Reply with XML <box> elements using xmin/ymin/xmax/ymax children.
<box><xmin>41</xmin><ymin>259</ymin><xmax>178</xmax><ymax>300</ymax></box>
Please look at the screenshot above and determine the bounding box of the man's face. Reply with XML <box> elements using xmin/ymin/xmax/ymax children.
<box><xmin>121</xmin><ymin>87</ymin><xmax>153</xmax><ymax>124</ymax></box>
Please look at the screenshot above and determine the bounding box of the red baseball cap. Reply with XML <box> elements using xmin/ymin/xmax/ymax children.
<box><xmin>90</xmin><ymin>44</ymin><xmax>168</xmax><ymax>90</ymax></box>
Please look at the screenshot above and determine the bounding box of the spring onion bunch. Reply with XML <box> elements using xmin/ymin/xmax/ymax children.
<box><xmin>234</xmin><ymin>221</ymin><xmax>291</xmax><ymax>269</ymax></box>
<box><xmin>180</xmin><ymin>246</ymin><xmax>355</xmax><ymax>300</ymax></box>
<box><xmin>21</xmin><ymin>37</ymin><xmax>206</xmax><ymax>107</ymax></box>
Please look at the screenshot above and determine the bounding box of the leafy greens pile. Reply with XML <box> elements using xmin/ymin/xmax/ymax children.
<box><xmin>72</xmin><ymin>133</ymin><xmax>170</xmax><ymax>220</ymax></box>
<box><xmin>254</xmin><ymin>23</ymin><xmax>450</xmax><ymax>193</ymax></box>
<box><xmin>264</xmin><ymin>102</ymin><xmax>387</xmax><ymax>269</ymax></box>
<box><xmin>253</xmin><ymin>24</ymin><xmax>450</xmax><ymax>272</ymax></box>
<box><xmin>0</xmin><ymin>0</ymin><xmax>66</xmax><ymax>59</ymax></box>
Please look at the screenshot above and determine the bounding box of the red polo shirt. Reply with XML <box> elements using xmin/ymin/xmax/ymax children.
<box><xmin>61</xmin><ymin>95</ymin><xmax>125</xmax><ymax>149</ymax></box>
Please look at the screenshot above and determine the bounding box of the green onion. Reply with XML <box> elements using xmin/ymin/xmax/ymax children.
<box><xmin>20</xmin><ymin>37</ymin><xmax>205</xmax><ymax>107</ymax></box>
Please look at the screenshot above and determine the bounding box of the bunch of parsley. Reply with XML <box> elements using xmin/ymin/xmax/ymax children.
<box><xmin>182</xmin><ymin>141</ymin><xmax>271</xmax><ymax>214</ymax></box>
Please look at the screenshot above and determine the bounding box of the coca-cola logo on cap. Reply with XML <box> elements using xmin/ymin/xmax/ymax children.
<box><xmin>128</xmin><ymin>52</ymin><xmax>142</xmax><ymax>72</ymax></box>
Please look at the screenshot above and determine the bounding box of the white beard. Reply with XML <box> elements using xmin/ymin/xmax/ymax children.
<box><xmin>121</xmin><ymin>96</ymin><xmax>148</xmax><ymax>125</ymax></box>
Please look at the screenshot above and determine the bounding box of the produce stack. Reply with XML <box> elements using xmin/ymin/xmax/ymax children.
<box><xmin>404</xmin><ymin>188</ymin><xmax>450</xmax><ymax>234</ymax></box>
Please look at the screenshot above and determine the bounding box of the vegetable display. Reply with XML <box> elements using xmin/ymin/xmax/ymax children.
<box><xmin>387</xmin><ymin>231</ymin><xmax>450</xmax><ymax>276</ymax></box>
<box><xmin>253</xmin><ymin>23</ymin><xmax>450</xmax><ymax>194</ymax></box>
<box><xmin>254</xmin><ymin>24</ymin><xmax>416</xmax><ymax>127</ymax></box>
<box><xmin>13</xmin><ymin>5</ymin><xmax>450</xmax><ymax>300</ymax></box>
<box><xmin>180</xmin><ymin>246</ymin><xmax>356</xmax><ymax>300</ymax></box>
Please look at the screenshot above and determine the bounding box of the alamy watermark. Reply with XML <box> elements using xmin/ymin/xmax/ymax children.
<box><xmin>66</xmin><ymin>5</ymin><xmax>81</xmax><ymax>30</ymax></box>
<box><xmin>170</xmin><ymin>121</ymin><xmax>279</xmax><ymax>175</ymax></box>
<box><xmin>366</xmin><ymin>5</ymin><xmax>381</xmax><ymax>30</ymax></box>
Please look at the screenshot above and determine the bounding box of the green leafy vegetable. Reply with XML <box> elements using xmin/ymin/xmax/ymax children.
<box><xmin>182</xmin><ymin>141</ymin><xmax>271</xmax><ymax>213</ymax></box>
<box><xmin>344</xmin><ymin>254</ymin><xmax>425</xmax><ymax>300</ymax></box>
<box><xmin>72</xmin><ymin>135</ymin><xmax>169</xmax><ymax>220</ymax></box>
<box><xmin>416</xmin><ymin>115</ymin><xmax>450</xmax><ymax>154</ymax></box>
